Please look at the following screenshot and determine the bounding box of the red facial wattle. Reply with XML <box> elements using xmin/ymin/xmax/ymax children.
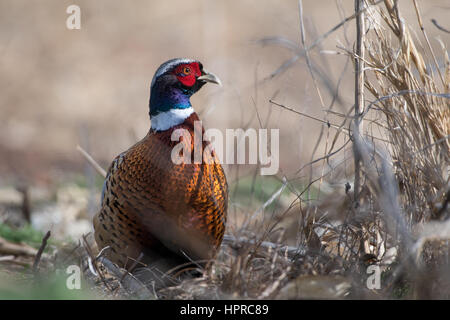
<box><xmin>174</xmin><ymin>62</ymin><xmax>201</xmax><ymax>87</ymax></box>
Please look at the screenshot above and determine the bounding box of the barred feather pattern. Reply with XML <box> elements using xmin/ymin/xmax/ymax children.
<box><xmin>93</xmin><ymin>113</ymin><xmax>228</xmax><ymax>269</ymax></box>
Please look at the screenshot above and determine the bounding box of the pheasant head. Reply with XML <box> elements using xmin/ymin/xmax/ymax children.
<box><xmin>149</xmin><ymin>58</ymin><xmax>221</xmax><ymax>131</ymax></box>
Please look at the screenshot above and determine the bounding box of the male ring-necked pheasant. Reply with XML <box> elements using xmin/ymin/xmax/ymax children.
<box><xmin>93</xmin><ymin>59</ymin><xmax>228</xmax><ymax>282</ymax></box>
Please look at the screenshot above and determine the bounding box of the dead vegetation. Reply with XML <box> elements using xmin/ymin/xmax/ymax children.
<box><xmin>0</xmin><ymin>0</ymin><xmax>448</xmax><ymax>299</ymax></box>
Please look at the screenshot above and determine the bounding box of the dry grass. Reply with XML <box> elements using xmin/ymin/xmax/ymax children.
<box><xmin>69</xmin><ymin>0</ymin><xmax>449</xmax><ymax>300</ymax></box>
<box><xmin>188</xmin><ymin>0</ymin><xmax>449</xmax><ymax>299</ymax></box>
<box><xmin>1</xmin><ymin>1</ymin><xmax>448</xmax><ymax>300</ymax></box>
<box><xmin>364</xmin><ymin>0</ymin><xmax>449</xmax><ymax>223</ymax></box>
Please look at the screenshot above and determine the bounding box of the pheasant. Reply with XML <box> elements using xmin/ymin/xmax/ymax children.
<box><xmin>93</xmin><ymin>58</ymin><xmax>228</xmax><ymax>284</ymax></box>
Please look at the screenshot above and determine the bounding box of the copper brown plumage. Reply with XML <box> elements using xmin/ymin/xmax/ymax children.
<box><xmin>93</xmin><ymin>59</ymin><xmax>227</xmax><ymax>280</ymax></box>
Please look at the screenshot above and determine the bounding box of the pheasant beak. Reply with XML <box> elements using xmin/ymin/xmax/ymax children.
<box><xmin>197</xmin><ymin>70</ymin><xmax>222</xmax><ymax>86</ymax></box>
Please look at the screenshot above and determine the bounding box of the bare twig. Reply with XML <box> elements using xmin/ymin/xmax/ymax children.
<box><xmin>259</xmin><ymin>0</ymin><xmax>383</xmax><ymax>80</ymax></box>
<box><xmin>258</xmin><ymin>265</ymin><xmax>290</xmax><ymax>299</ymax></box>
<box><xmin>269</xmin><ymin>100</ymin><xmax>391</xmax><ymax>144</ymax></box>
<box><xmin>242</xmin><ymin>177</ymin><xmax>288</xmax><ymax>230</ymax></box>
<box><xmin>33</xmin><ymin>230</ymin><xmax>51</xmax><ymax>273</ymax></box>
<box><xmin>0</xmin><ymin>237</ymin><xmax>38</xmax><ymax>256</ymax></box>
<box><xmin>0</xmin><ymin>255</ymin><xmax>15</xmax><ymax>262</ymax></box>
<box><xmin>222</xmin><ymin>234</ymin><xmax>306</xmax><ymax>259</ymax></box>
<box><xmin>97</xmin><ymin>256</ymin><xmax>154</xmax><ymax>299</ymax></box>
<box><xmin>298</xmin><ymin>0</ymin><xmax>325</xmax><ymax>106</ymax></box>
<box><xmin>353</xmin><ymin>0</ymin><xmax>366</xmax><ymax>205</ymax></box>
<box><xmin>431</xmin><ymin>18</ymin><xmax>450</xmax><ymax>34</ymax></box>
<box><xmin>306</xmin><ymin>0</ymin><xmax>383</xmax><ymax>54</ymax></box>
<box><xmin>0</xmin><ymin>256</ymin><xmax>31</xmax><ymax>267</ymax></box>
<box><xmin>122</xmin><ymin>252</ymin><xmax>144</xmax><ymax>280</ymax></box>
<box><xmin>16</xmin><ymin>185</ymin><xmax>31</xmax><ymax>223</ymax></box>
<box><xmin>76</xmin><ymin>145</ymin><xmax>107</xmax><ymax>178</ymax></box>
<box><xmin>413</xmin><ymin>0</ymin><xmax>446</xmax><ymax>87</ymax></box>
<box><xmin>269</xmin><ymin>100</ymin><xmax>342</xmax><ymax>129</ymax></box>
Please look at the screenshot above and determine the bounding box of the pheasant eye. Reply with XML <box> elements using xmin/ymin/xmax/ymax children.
<box><xmin>183</xmin><ymin>67</ymin><xmax>191</xmax><ymax>75</ymax></box>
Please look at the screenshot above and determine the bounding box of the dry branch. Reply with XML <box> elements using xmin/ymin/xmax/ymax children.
<box><xmin>97</xmin><ymin>256</ymin><xmax>154</xmax><ymax>299</ymax></box>
<box><xmin>0</xmin><ymin>237</ymin><xmax>39</xmax><ymax>257</ymax></box>
<box><xmin>76</xmin><ymin>145</ymin><xmax>107</xmax><ymax>178</ymax></box>
<box><xmin>353</xmin><ymin>0</ymin><xmax>366</xmax><ymax>205</ymax></box>
<box><xmin>222</xmin><ymin>234</ymin><xmax>306</xmax><ymax>259</ymax></box>
<box><xmin>33</xmin><ymin>230</ymin><xmax>51</xmax><ymax>273</ymax></box>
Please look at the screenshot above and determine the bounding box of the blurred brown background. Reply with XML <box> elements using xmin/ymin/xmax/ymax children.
<box><xmin>0</xmin><ymin>1</ymin><xmax>448</xmax><ymax>237</ymax></box>
<box><xmin>1</xmin><ymin>0</ymin><xmax>448</xmax><ymax>180</ymax></box>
